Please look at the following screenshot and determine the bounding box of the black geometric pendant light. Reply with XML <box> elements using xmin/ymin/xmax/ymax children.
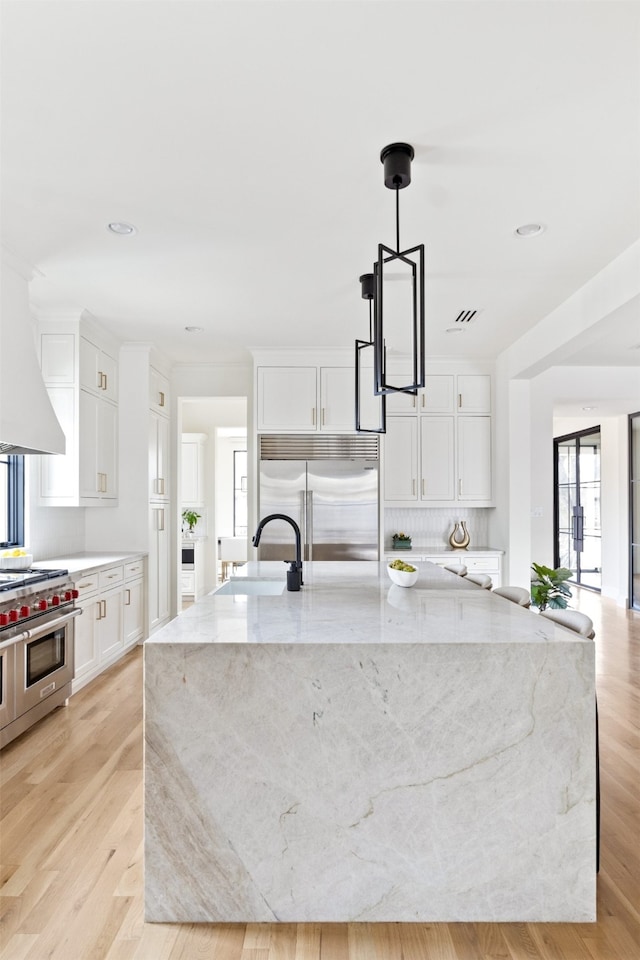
<box><xmin>373</xmin><ymin>143</ymin><xmax>425</xmax><ymax>397</ymax></box>
<box><xmin>355</xmin><ymin>272</ymin><xmax>386</xmax><ymax>433</ymax></box>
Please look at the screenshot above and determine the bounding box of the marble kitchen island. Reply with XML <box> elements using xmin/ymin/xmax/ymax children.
<box><xmin>144</xmin><ymin>561</ymin><xmax>596</xmax><ymax>923</ymax></box>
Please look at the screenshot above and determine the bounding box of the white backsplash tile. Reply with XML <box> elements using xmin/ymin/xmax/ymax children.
<box><xmin>384</xmin><ymin>508</ymin><xmax>490</xmax><ymax>551</ymax></box>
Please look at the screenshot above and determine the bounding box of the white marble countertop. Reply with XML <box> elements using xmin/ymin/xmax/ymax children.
<box><xmin>384</xmin><ymin>545</ymin><xmax>503</xmax><ymax>555</ymax></box>
<box><xmin>149</xmin><ymin>560</ymin><xmax>585</xmax><ymax>647</ymax></box>
<box><xmin>34</xmin><ymin>551</ymin><xmax>147</xmax><ymax>575</ymax></box>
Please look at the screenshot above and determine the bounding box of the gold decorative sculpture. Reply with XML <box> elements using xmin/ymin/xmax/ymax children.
<box><xmin>449</xmin><ymin>520</ymin><xmax>470</xmax><ymax>550</ymax></box>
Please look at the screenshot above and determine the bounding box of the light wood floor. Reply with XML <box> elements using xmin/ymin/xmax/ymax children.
<box><xmin>1</xmin><ymin>588</ymin><xmax>639</xmax><ymax>960</ymax></box>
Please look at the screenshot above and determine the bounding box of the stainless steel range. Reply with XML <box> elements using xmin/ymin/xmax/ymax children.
<box><xmin>0</xmin><ymin>568</ymin><xmax>80</xmax><ymax>749</ymax></box>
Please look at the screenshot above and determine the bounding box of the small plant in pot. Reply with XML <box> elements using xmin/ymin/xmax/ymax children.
<box><xmin>182</xmin><ymin>509</ymin><xmax>201</xmax><ymax>536</ymax></box>
<box><xmin>530</xmin><ymin>562</ymin><xmax>572</xmax><ymax>611</ymax></box>
<box><xmin>392</xmin><ymin>532</ymin><xmax>412</xmax><ymax>550</ymax></box>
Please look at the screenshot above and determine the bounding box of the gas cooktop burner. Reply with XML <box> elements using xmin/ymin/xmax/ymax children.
<box><xmin>0</xmin><ymin>568</ymin><xmax>69</xmax><ymax>592</ymax></box>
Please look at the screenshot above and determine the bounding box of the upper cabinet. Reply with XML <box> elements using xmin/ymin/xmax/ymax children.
<box><xmin>257</xmin><ymin>365</ymin><xmax>370</xmax><ymax>433</ymax></box>
<box><xmin>37</xmin><ymin>319</ymin><xmax>119</xmax><ymax>506</ymax></box>
<box><xmin>149</xmin><ymin>366</ymin><xmax>170</xmax><ymax>417</ymax></box>
<box><xmin>382</xmin><ymin>370</ymin><xmax>493</xmax><ymax>507</ymax></box>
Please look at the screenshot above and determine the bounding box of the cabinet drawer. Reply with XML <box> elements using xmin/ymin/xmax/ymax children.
<box><xmin>74</xmin><ymin>572</ymin><xmax>99</xmax><ymax>598</ymax></box>
<box><xmin>465</xmin><ymin>557</ymin><xmax>500</xmax><ymax>573</ymax></box>
<box><xmin>99</xmin><ymin>565</ymin><xmax>124</xmax><ymax>589</ymax></box>
<box><xmin>124</xmin><ymin>559</ymin><xmax>145</xmax><ymax>580</ymax></box>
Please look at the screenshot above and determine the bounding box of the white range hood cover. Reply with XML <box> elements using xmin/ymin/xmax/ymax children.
<box><xmin>0</xmin><ymin>256</ymin><xmax>66</xmax><ymax>455</ymax></box>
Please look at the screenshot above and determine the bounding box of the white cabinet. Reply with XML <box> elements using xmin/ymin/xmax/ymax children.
<box><xmin>457</xmin><ymin>417</ymin><xmax>492</xmax><ymax>501</ymax></box>
<box><xmin>182</xmin><ymin>433</ymin><xmax>206</xmax><ymax>506</ymax></box>
<box><xmin>383</xmin><ymin>373</ymin><xmax>492</xmax><ymax>506</ymax></box>
<box><xmin>457</xmin><ymin>374</ymin><xmax>491</xmax><ymax>413</ymax></box>
<box><xmin>256</xmin><ymin>365</ymin><xmax>363</xmax><ymax>433</ymax></box>
<box><xmin>149</xmin><ymin>411</ymin><xmax>170</xmax><ymax>501</ymax></box>
<box><xmin>149</xmin><ymin>366</ymin><xmax>170</xmax><ymax>415</ymax></box>
<box><xmin>149</xmin><ymin>505</ymin><xmax>170</xmax><ymax>632</ymax></box>
<box><xmin>420</xmin><ymin>417</ymin><xmax>455</xmax><ymax>500</ymax></box>
<box><xmin>123</xmin><ymin>560</ymin><xmax>145</xmax><ymax>646</ymax></box>
<box><xmin>71</xmin><ymin>557</ymin><xmax>146</xmax><ymax>693</ymax></box>
<box><xmin>257</xmin><ymin>367</ymin><xmax>317</xmax><ymax>431</ymax></box>
<box><xmin>37</xmin><ymin>321</ymin><xmax>119</xmax><ymax>507</ymax></box>
<box><xmin>384</xmin><ymin>417</ymin><xmax>418</xmax><ymax>501</ymax></box>
<box><xmin>79</xmin><ymin>390</ymin><xmax>118</xmax><ymax>500</ymax></box>
<box><xmin>79</xmin><ymin>336</ymin><xmax>117</xmax><ymax>402</ymax></box>
<box><xmin>383</xmin><ymin>552</ymin><xmax>503</xmax><ymax>589</ymax></box>
<box><xmin>387</xmin><ymin>374</ymin><xmax>455</xmax><ymax>415</ymax></box>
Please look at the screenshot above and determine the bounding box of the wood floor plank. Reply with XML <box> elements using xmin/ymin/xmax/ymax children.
<box><xmin>1</xmin><ymin>591</ymin><xmax>638</xmax><ymax>960</ymax></box>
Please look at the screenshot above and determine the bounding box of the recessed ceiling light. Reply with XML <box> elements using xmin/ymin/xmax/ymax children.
<box><xmin>582</xmin><ymin>406</ymin><xmax>596</xmax><ymax>411</ymax></box>
<box><xmin>107</xmin><ymin>221</ymin><xmax>136</xmax><ymax>235</ymax></box>
<box><xmin>446</xmin><ymin>327</ymin><xmax>465</xmax><ymax>333</ymax></box>
<box><xmin>514</xmin><ymin>223</ymin><xmax>544</xmax><ymax>238</ymax></box>
<box><xmin>184</xmin><ymin>326</ymin><xmax>204</xmax><ymax>333</ymax></box>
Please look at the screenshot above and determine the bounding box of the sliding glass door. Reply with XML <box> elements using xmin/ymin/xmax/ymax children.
<box><xmin>555</xmin><ymin>427</ymin><xmax>601</xmax><ymax>591</ymax></box>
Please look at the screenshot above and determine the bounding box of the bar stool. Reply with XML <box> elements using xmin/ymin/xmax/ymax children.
<box><xmin>493</xmin><ymin>585</ymin><xmax>531</xmax><ymax>607</ymax></box>
<box><xmin>464</xmin><ymin>573</ymin><xmax>492</xmax><ymax>589</ymax></box>
<box><xmin>539</xmin><ymin>608</ymin><xmax>595</xmax><ymax>638</ymax></box>
<box><xmin>443</xmin><ymin>563</ymin><xmax>467</xmax><ymax>576</ymax></box>
<box><xmin>540</xmin><ymin>606</ymin><xmax>599</xmax><ymax>871</ymax></box>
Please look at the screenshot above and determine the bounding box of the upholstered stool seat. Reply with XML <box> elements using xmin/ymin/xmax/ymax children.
<box><xmin>443</xmin><ymin>563</ymin><xmax>467</xmax><ymax>576</ymax></box>
<box><xmin>539</xmin><ymin>607</ymin><xmax>595</xmax><ymax>639</ymax></box>
<box><xmin>464</xmin><ymin>573</ymin><xmax>492</xmax><ymax>589</ymax></box>
<box><xmin>493</xmin><ymin>585</ymin><xmax>531</xmax><ymax>607</ymax></box>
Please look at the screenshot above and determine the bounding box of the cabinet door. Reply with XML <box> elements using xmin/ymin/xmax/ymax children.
<box><xmin>74</xmin><ymin>597</ymin><xmax>99</xmax><ymax>679</ymax></box>
<box><xmin>385</xmin><ymin>372</ymin><xmax>419</xmax><ymax>414</ymax></box>
<box><xmin>123</xmin><ymin>578</ymin><xmax>144</xmax><ymax>646</ymax></box>
<box><xmin>97</xmin><ymin>587</ymin><xmax>124</xmax><ymax>660</ymax></box>
<box><xmin>41</xmin><ymin>333</ymin><xmax>75</xmax><ymax>383</ymax></box>
<box><xmin>79</xmin><ymin>390</ymin><xmax>100</xmax><ymax>498</ymax></box>
<box><xmin>420</xmin><ymin>375</ymin><xmax>454</xmax><ymax>413</ymax></box>
<box><xmin>150</xmin><ymin>367</ymin><xmax>170</xmax><ymax>416</ymax></box>
<box><xmin>420</xmin><ymin>417</ymin><xmax>455</xmax><ymax>500</ymax></box>
<box><xmin>457</xmin><ymin>416</ymin><xmax>492</xmax><ymax>501</ymax></box>
<box><xmin>457</xmin><ymin>375</ymin><xmax>491</xmax><ymax>413</ymax></box>
<box><xmin>257</xmin><ymin>367</ymin><xmax>317</xmax><ymax>431</ymax></box>
<box><xmin>384</xmin><ymin>417</ymin><xmax>418</xmax><ymax>501</ymax></box>
<box><xmin>320</xmin><ymin>367</ymin><xmax>356</xmax><ymax>432</ymax></box>
<box><xmin>149</xmin><ymin>505</ymin><xmax>170</xmax><ymax>631</ymax></box>
<box><xmin>97</xmin><ymin>399</ymin><xmax>118</xmax><ymax>499</ymax></box>
<box><xmin>80</xmin><ymin>338</ymin><xmax>118</xmax><ymax>402</ymax></box>
<box><xmin>149</xmin><ymin>412</ymin><xmax>170</xmax><ymax>500</ymax></box>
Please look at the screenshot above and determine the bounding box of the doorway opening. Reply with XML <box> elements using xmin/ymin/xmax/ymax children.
<box><xmin>554</xmin><ymin>426</ymin><xmax>601</xmax><ymax>591</ymax></box>
<box><xmin>630</xmin><ymin>412</ymin><xmax>640</xmax><ymax>611</ymax></box>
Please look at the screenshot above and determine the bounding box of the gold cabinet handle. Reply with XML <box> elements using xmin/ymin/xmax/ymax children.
<box><xmin>311</xmin><ymin>407</ymin><xmax>316</xmax><ymax>426</ymax></box>
<box><xmin>458</xmin><ymin>393</ymin><xmax>462</xmax><ymax>409</ymax></box>
<box><xmin>157</xmin><ymin>508</ymin><xmax>165</xmax><ymax>531</ymax></box>
<box><xmin>125</xmin><ymin>589</ymin><xmax>131</xmax><ymax>606</ymax></box>
<box><xmin>159</xmin><ymin>391</ymin><xmax>165</xmax><ymax>407</ymax></box>
<box><xmin>321</xmin><ymin>407</ymin><xmax>325</xmax><ymax>426</ymax></box>
<box><xmin>458</xmin><ymin>478</ymin><xmax>463</xmax><ymax>496</ymax></box>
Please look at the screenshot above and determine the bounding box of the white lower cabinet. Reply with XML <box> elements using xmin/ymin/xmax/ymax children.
<box><xmin>149</xmin><ymin>505</ymin><xmax>170</xmax><ymax>632</ymax></box>
<box><xmin>72</xmin><ymin>557</ymin><xmax>147</xmax><ymax>693</ymax></box>
<box><xmin>384</xmin><ymin>552</ymin><xmax>503</xmax><ymax>588</ymax></box>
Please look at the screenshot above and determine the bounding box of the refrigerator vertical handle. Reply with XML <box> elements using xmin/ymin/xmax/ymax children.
<box><xmin>301</xmin><ymin>489</ymin><xmax>308</xmax><ymax>562</ymax></box>
<box><xmin>307</xmin><ymin>490</ymin><xmax>313</xmax><ymax>562</ymax></box>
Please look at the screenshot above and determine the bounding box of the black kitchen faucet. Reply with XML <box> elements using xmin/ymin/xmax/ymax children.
<box><xmin>252</xmin><ymin>513</ymin><xmax>304</xmax><ymax>591</ymax></box>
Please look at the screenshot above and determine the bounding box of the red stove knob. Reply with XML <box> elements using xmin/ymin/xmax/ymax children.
<box><xmin>20</xmin><ymin>605</ymin><xmax>30</xmax><ymax>618</ymax></box>
<box><xmin>50</xmin><ymin>595</ymin><xmax>61</xmax><ymax>606</ymax></box>
<box><xmin>38</xmin><ymin>598</ymin><xmax>48</xmax><ymax>611</ymax></box>
<box><xmin>71</xmin><ymin>589</ymin><xmax>79</xmax><ymax>599</ymax></box>
<box><xmin>0</xmin><ymin>612</ymin><xmax>9</xmax><ymax>626</ymax></box>
<box><xmin>9</xmin><ymin>609</ymin><xmax>19</xmax><ymax>622</ymax></box>
<box><xmin>64</xmin><ymin>590</ymin><xmax>73</xmax><ymax>602</ymax></box>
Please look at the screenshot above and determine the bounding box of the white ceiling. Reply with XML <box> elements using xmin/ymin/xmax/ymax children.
<box><xmin>2</xmin><ymin>1</ymin><xmax>639</xmax><ymax>373</ymax></box>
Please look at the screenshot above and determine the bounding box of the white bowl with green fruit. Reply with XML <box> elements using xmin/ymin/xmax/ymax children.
<box><xmin>387</xmin><ymin>559</ymin><xmax>419</xmax><ymax>587</ymax></box>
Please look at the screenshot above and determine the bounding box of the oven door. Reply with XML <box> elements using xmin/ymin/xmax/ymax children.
<box><xmin>0</xmin><ymin>643</ymin><xmax>16</xmax><ymax>731</ymax></box>
<box><xmin>15</xmin><ymin>608</ymin><xmax>80</xmax><ymax>715</ymax></box>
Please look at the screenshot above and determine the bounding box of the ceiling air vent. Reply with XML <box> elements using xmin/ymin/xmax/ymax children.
<box><xmin>453</xmin><ymin>309</ymin><xmax>481</xmax><ymax>325</ymax></box>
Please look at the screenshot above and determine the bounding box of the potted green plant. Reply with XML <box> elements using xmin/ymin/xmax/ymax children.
<box><xmin>392</xmin><ymin>532</ymin><xmax>412</xmax><ymax>550</ymax></box>
<box><xmin>530</xmin><ymin>562</ymin><xmax>572</xmax><ymax>611</ymax></box>
<box><xmin>182</xmin><ymin>509</ymin><xmax>201</xmax><ymax>536</ymax></box>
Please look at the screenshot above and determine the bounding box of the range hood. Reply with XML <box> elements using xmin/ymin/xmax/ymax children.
<box><xmin>0</xmin><ymin>257</ymin><xmax>66</xmax><ymax>455</ymax></box>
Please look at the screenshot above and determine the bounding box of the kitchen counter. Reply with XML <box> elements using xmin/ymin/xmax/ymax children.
<box><xmin>34</xmin><ymin>551</ymin><xmax>147</xmax><ymax>575</ymax></box>
<box><xmin>145</xmin><ymin>560</ymin><xmax>596</xmax><ymax>923</ymax></box>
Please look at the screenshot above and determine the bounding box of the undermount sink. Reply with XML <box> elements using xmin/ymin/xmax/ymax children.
<box><xmin>215</xmin><ymin>578</ymin><xmax>286</xmax><ymax>596</ymax></box>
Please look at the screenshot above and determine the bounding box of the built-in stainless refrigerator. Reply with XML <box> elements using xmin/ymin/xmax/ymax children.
<box><xmin>257</xmin><ymin>435</ymin><xmax>379</xmax><ymax>561</ymax></box>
